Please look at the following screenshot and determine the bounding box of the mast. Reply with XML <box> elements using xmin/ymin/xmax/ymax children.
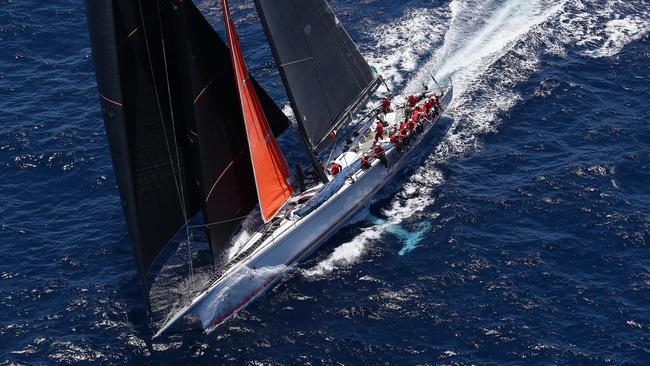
<box><xmin>221</xmin><ymin>0</ymin><xmax>294</xmax><ymax>223</ymax></box>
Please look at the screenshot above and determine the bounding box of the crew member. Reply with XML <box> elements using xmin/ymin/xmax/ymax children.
<box><xmin>400</xmin><ymin>122</ymin><xmax>408</xmax><ymax>136</ymax></box>
<box><xmin>406</xmin><ymin>118</ymin><xmax>416</xmax><ymax>132</ymax></box>
<box><xmin>374</xmin><ymin>119</ymin><xmax>384</xmax><ymax>142</ymax></box>
<box><xmin>392</xmin><ymin>133</ymin><xmax>404</xmax><ymax>152</ymax></box>
<box><xmin>330</xmin><ymin>162</ymin><xmax>342</xmax><ymax>176</ymax></box>
<box><xmin>433</xmin><ymin>93</ymin><xmax>441</xmax><ymax>114</ymax></box>
<box><xmin>360</xmin><ymin>155</ymin><xmax>370</xmax><ymax>169</ymax></box>
<box><xmin>381</xmin><ymin>97</ymin><xmax>392</xmax><ymax>114</ymax></box>
<box><xmin>407</xmin><ymin>95</ymin><xmax>418</xmax><ymax>107</ymax></box>
<box><xmin>424</xmin><ymin>98</ymin><xmax>433</xmax><ymax>116</ymax></box>
<box><xmin>373</xmin><ymin>144</ymin><xmax>388</xmax><ymax>167</ymax></box>
<box><xmin>411</xmin><ymin>106</ymin><xmax>421</xmax><ymax>123</ymax></box>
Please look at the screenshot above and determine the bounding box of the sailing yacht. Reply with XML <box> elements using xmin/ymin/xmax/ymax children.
<box><xmin>85</xmin><ymin>0</ymin><xmax>452</xmax><ymax>337</ymax></box>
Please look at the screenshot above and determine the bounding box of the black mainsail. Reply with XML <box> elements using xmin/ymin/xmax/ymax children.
<box><xmin>85</xmin><ymin>0</ymin><xmax>289</xmax><ymax>288</ymax></box>
<box><xmin>253</xmin><ymin>0</ymin><xmax>382</xmax><ymax>163</ymax></box>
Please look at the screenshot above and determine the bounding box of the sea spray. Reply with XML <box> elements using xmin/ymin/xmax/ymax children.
<box><xmin>303</xmin><ymin>167</ymin><xmax>445</xmax><ymax>277</ymax></box>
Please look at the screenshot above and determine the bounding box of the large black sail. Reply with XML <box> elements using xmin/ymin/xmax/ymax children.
<box><xmin>254</xmin><ymin>0</ymin><xmax>381</xmax><ymax>152</ymax></box>
<box><xmin>85</xmin><ymin>0</ymin><xmax>289</xmax><ymax>287</ymax></box>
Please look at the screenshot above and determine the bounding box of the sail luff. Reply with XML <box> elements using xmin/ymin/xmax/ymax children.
<box><xmin>221</xmin><ymin>0</ymin><xmax>293</xmax><ymax>223</ymax></box>
<box><xmin>86</xmin><ymin>0</ymin><xmax>148</xmax><ymax>288</ymax></box>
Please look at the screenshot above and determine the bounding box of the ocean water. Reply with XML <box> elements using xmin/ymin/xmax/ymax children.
<box><xmin>1</xmin><ymin>0</ymin><xmax>649</xmax><ymax>364</ymax></box>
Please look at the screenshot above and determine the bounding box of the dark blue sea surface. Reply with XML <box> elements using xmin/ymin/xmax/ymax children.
<box><xmin>1</xmin><ymin>0</ymin><xmax>649</xmax><ymax>364</ymax></box>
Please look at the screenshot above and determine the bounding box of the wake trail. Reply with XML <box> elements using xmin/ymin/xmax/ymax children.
<box><xmin>303</xmin><ymin>0</ymin><xmax>650</xmax><ymax>277</ymax></box>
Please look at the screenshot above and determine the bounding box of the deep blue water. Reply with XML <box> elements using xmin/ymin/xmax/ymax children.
<box><xmin>1</xmin><ymin>0</ymin><xmax>649</xmax><ymax>364</ymax></box>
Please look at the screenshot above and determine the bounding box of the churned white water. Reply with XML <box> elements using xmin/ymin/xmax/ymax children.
<box><xmin>303</xmin><ymin>0</ymin><xmax>649</xmax><ymax>278</ymax></box>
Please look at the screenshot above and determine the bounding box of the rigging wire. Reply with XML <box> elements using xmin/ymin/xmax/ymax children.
<box><xmin>155</xmin><ymin>0</ymin><xmax>194</xmax><ymax>281</ymax></box>
<box><xmin>137</xmin><ymin>0</ymin><xmax>193</xmax><ymax>281</ymax></box>
<box><xmin>187</xmin><ymin>215</ymin><xmax>250</xmax><ymax>229</ymax></box>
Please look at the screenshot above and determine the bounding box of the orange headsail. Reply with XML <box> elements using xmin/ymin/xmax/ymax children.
<box><xmin>221</xmin><ymin>0</ymin><xmax>293</xmax><ymax>223</ymax></box>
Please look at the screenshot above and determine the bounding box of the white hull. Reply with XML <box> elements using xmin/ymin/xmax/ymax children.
<box><xmin>155</xmin><ymin>87</ymin><xmax>452</xmax><ymax>338</ymax></box>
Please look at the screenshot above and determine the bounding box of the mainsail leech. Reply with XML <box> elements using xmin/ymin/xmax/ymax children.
<box><xmin>221</xmin><ymin>0</ymin><xmax>293</xmax><ymax>223</ymax></box>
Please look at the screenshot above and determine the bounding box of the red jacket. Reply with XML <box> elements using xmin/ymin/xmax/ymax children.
<box><xmin>360</xmin><ymin>155</ymin><xmax>369</xmax><ymax>166</ymax></box>
<box><xmin>375</xmin><ymin>121</ymin><xmax>384</xmax><ymax>135</ymax></box>
<box><xmin>424</xmin><ymin>99</ymin><xmax>433</xmax><ymax>113</ymax></box>
<box><xmin>373</xmin><ymin>144</ymin><xmax>385</xmax><ymax>154</ymax></box>
<box><xmin>331</xmin><ymin>163</ymin><xmax>342</xmax><ymax>175</ymax></box>
<box><xmin>407</xmin><ymin>120</ymin><xmax>415</xmax><ymax>131</ymax></box>
<box><xmin>408</xmin><ymin>95</ymin><xmax>417</xmax><ymax>107</ymax></box>
<box><xmin>411</xmin><ymin>109</ymin><xmax>421</xmax><ymax>123</ymax></box>
<box><xmin>390</xmin><ymin>134</ymin><xmax>400</xmax><ymax>144</ymax></box>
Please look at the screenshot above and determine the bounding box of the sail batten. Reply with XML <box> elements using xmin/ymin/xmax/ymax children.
<box><xmin>254</xmin><ymin>0</ymin><xmax>381</xmax><ymax>153</ymax></box>
<box><xmin>221</xmin><ymin>0</ymin><xmax>293</xmax><ymax>223</ymax></box>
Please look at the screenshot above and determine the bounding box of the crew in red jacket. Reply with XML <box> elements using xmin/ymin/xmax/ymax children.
<box><xmin>411</xmin><ymin>106</ymin><xmax>421</xmax><ymax>123</ymax></box>
<box><xmin>424</xmin><ymin>98</ymin><xmax>433</xmax><ymax>116</ymax></box>
<box><xmin>407</xmin><ymin>95</ymin><xmax>418</xmax><ymax>107</ymax></box>
<box><xmin>373</xmin><ymin>143</ymin><xmax>388</xmax><ymax>166</ymax></box>
<box><xmin>381</xmin><ymin>97</ymin><xmax>391</xmax><ymax>114</ymax></box>
<box><xmin>374</xmin><ymin>120</ymin><xmax>384</xmax><ymax>142</ymax></box>
<box><xmin>400</xmin><ymin>123</ymin><xmax>408</xmax><ymax>136</ymax></box>
<box><xmin>406</xmin><ymin>119</ymin><xmax>415</xmax><ymax>131</ymax></box>
<box><xmin>360</xmin><ymin>155</ymin><xmax>370</xmax><ymax>169</ymax></box>
<box><xmin>391</xmin><ymin>133</ymin><xmax>404</xmax><ymax>151</ymax></box>
<box><xmin>330</xmin><ymin>162</ymin><xmax>342</xmax><ymax>176</ymax></box>
<box><xmin>432</xmin><ymin>93</ymin><xmax>441</xmax><ymax>113</ymax></box>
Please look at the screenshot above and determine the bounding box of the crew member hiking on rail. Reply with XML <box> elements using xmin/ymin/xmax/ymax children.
<box><xmin>411</xmin><ymin>106</ymin><xmax>422</xmax><ymax>123</ymax></box>
<box><xmin>408</xmin><ymin>95</ymin><xmax>418</xmax><ymax>107</ymax></box>
<box><xmin>330</xmin><ymin>161</ymin><xmax>342</xmax><ymax>176</ymax></box>
<box><xmin>390</xmin><ymin>132</ymin><xmax>404</xmax><ymax>152</ymax></box>
<box><xmin>360</xmin><ymin>155</ymin><xmax>370</xmax><ymax>169</ymax></box>
<box><xmin>373</xmin><ymin>143</ymin><xmax>388</xmax><ymax>167</ymax></box>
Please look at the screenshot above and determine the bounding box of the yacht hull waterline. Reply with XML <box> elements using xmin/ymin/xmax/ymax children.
<box><xmin>154</xmin><ymin>85</ymin><xmax>454</xmax><ymax>338</ymax></box>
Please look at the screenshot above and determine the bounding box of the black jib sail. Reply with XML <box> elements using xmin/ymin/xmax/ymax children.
<box><xmin>85</xmin><ymin>0</ymin><xmax>289</xmax><ymax>288</ymax></box>
<box><xmin>254</xmin><ymin>0</ymin><xmax>382</xmax><ymax>156</ymax></box>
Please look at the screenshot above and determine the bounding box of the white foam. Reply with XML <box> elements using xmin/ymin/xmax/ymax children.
<box><xmin>365</xmin><ymin>8</ymin><xmax>451</xmax><ymax>92</ymax></box>
<box><xmin>556</xmin><ymin>0</ymin><xmax>650</xmax><ymax>58</ymax></box>
<box><xmin>306</xmin><ymin>0</ymin><xmax>650</xmax><ymax>276</ymax></box>
<box><xmin>583</xmin><ymin>16</ymin><xmax>649</xmax><ymax>58</ymax></box>
<box><xmin>301</xmin><ymin>226</ymin><xmax>380</xmax><ymax>277</ymax></box>
<box><xmin>303</xmin><ymin>167</ymin><xmax>444</xmax><ymax>277</ymax></box>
